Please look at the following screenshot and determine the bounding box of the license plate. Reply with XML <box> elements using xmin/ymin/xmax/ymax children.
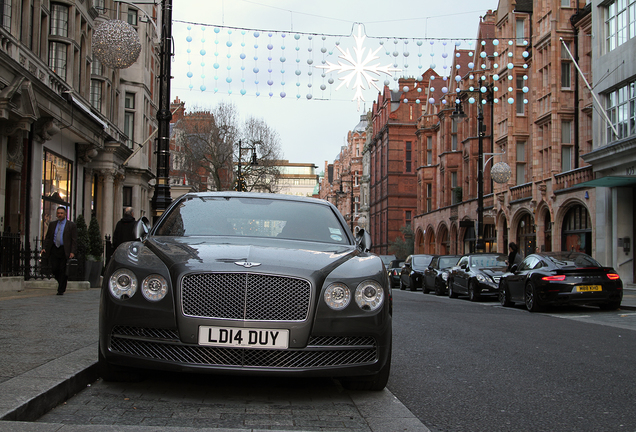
<box><xmin>576</xmin><ymin>285</ymin><xmax>602</xmax><ymax>292</ymax></box>
<box><xmin>198</xmin><ymin>326</ymin><xmax>289</xmax><ymax>349</ymax></box>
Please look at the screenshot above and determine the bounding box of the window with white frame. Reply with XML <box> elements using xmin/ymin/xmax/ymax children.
<box><xmin>1</xmin><ymin>0</ymin><xmax>11</xmax><ymax>31</ymax></box>
<box><xmin>561</xmin><ymin>146</ymin><xmax>572</xmax><ymax>172</ymax></box>
<box><xmin>93</xmin><ymin>0</ymin><xmax>105</xmax><ymax>12</ymax></box>
<box><xmin>516</xmin><ymin>18</ymin><xmax>524</xmax><ymax>43</ymax></box>
<box><xmin>127</xmin><ymin>8</ymin><xmax>138</xmax><ymax>26</ymax></box>
<box><xmin>562</xmin><ymin>120</ymin><xmax>572</xmax><ymax>144</ymax></box>
<box><xmin>606</xmin><ymin>80</ymin><xmax>636</xmax><ymax>141</ymax></box>
<box><xmin>516</xmin><ymin>75</ymin><xmax>525</xmax><ymax>115</ymax></box>
<box><xmin>561</xmin><ymin>0</ymin><xmax>570</xmax><ymax>7</ymax></box>
<box><xmin>405</xmin><ymin>141</ymin><xmax>412</xmax><ymax>172</ymax></box>
<box><xmin>605</xmin><ymin>0</ymin><xmax>636</xmax><ymax>52</ymax></box>
<box><xmin>516</xmin><ymin>141</ymin><xmax>526</xmax><ymax>185</ymax></box>
<box><xmin>90</xmin><ymin>80</ymin><xmax>102</xmax><ymax>111</ymax></box>
<box><xmin>124</xmin><ymin>92</ymin><xmax>135</xmax><ymax>148</ymax></box>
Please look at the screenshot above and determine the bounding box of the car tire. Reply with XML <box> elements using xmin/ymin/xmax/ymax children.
<box><xmin>423</xmin><ymin>281</ymin><xmax>430</xmax><ymax>294</ymax></box>
<box><xmin>468</xmin><ymin>280</ymin><xmax>480</xmax><ymax>302</ymax></box>
<box><xmin>340</xmin><ymin>341</ymin><xmax>392</xmax><ymax>391</ymax></box>
<box><xmin>98</xmin><ymin>345</ymin><xmax>144</xmax><ymax>382</ymax></box>
<box><xmin>599</xmin><ymin>300</ymin><xmax>621</xmax><ymax>311</ymax></box>
<box><xmin>499</xmin><ymin>282</ymin><xmax>514</xmax><ymax>307</ymax></box>
<box><xmin>409</xmin><ymin>276</ymin><xmax>417</xmax><ymax>291</ymax></box>
<box><xmin>399</xmin><ymin>279</ymin><xmax>405</xmax><ymax>290</ymax></box>
<box><xmin>434</xmin><ymin>281</ymin><xmax>444</xmax><ymax>296</ymax></box>
<box><xmin>448</xmin><ymin>280</ymin><xmax>458</xmax><ymax>298</ymax></box>
<box><xmin>524</xmin><ymin>282</ymin><xmax>544</xmax><ymax>312</ymax></box>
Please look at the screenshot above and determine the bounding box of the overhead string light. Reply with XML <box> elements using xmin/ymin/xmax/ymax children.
<box><xmin>240</xmin><ymin>31</ymin><xmax>247</xmax><ymax>96</ymax></box>
<box><xmin>267</xmin><ymin>33</ymin><xmax>274</xmax><ymax>97</ymax></box>
<box><xmin>306</xmin><ymin>35</ymin><xmax>314</xmax><ymax>100</ymax></box>
<box><xmin>226</xmin><ymin>29</ymin><xmax>233</xmax><ymax>94</ymax></box>
<box><xmin>200</xmin><ymin>26</ymin><xmax>207</xmax><ymax>92</ymax></box>
<box><xmin>253</xmin><ymin>31</ymin><xmax>260</xmax><ymax>97</ymax></box>
<box><xmin>294</xmin><ymin>33</ymin><xmax>301</xmax><ymax>99</ymax></box>
<box><xmin>279</xmin><ymin>33</ymin><xmax>286</xmax><ymax>98</ymax></box>
<box><xmin>319</xmin><ymin>35</ymin><xmax>328</xmax><ymax>96</ymax></box>
<box><xmin>212</xmin><ymin>27</ymin><xmax>219</xmax><ymax>93</ymax></box>
<box><xmin>186</xmin><ymin>25</ymin><xmax>193</xmax><ymax>90</ymax></box>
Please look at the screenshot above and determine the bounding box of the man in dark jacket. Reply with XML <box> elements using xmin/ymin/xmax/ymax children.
<box><xmin>113</xmin><ymin>207</ymin><xmax>137</xmax><ymax>249</ymax></box>
<box><xmin>42</xmin><ymin>206</ymin><xmax>78</xmax><ymax>295</ymax></box>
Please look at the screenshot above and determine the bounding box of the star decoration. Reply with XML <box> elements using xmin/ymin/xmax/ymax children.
<box><xmin>317</xmin><ymin>24</ymin><xmax>402</xmax><ymax>110</ymax></box>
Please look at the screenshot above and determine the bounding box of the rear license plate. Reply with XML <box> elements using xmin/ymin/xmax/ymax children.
<box><xmin>198</xmin><ymin>326</ymin><xmax>289</xmax><ymax>349</ymax></box>
<box><xmin>576</xmin><ymin>285</ymin><xmax>602</xmax><ymax>292</ymax></box>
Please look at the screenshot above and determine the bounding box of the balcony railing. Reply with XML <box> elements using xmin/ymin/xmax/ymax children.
<box><xmin>509</xmin><ymin>183</ymin><xmax>532</xmax><ymax>201</ymax></box>
<box><xmin>553</xmin><ymin>166</ymin><xmax>593</xmax><ymax>192</ymax></box>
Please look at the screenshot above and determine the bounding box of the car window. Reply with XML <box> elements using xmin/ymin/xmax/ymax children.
<box><xmin>430</xmin><ymin>257</ymin><xmax>439</xmax><ymax>267</ymax></box>
<box><xmin>412</xmin><ymin>256</ymin><xmax>433</xmax><ymax>267</ymax></box>
<box><xmin>470</xmin><ymin>255</ymin><xmax>508</xmax><ymax>269</ymax></box>
<box><xmin>544</xmin><ymin>252</ymin><xmax>601</xmax><ymax>268</ymax></box>
<box><xmin>155</xmin><ymin>196</ymin><xmax>349</xmax><ymax>244</ymax></box>
<box><xmin>439</xmin><ymin>256</ymin><xmax>460</xmax><ymax>269</ymax></box>
<box><xmin>519</xmin><ymin>256</ymin><xmax>538</xmax><ymax>271</ymax></box>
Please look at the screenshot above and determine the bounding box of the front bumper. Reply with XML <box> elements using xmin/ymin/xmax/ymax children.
<box><xmin>477</xmin><ymin>281</ymin><xmax>499</xmax><ymax>297</ymax></box>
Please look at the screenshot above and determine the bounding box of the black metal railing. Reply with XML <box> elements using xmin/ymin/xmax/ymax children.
<box><xmin>0</xmin><ymin>232</ymin><xmax>21</xmax><ymax>277</ymax></box>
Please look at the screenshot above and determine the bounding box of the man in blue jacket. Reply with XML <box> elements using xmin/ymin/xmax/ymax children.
<box><xmin>42</xmin><ymin>206</ymin><xmax>78</xmax><ymax>295</ymax></box>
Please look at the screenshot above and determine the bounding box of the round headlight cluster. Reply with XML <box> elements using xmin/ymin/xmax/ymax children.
<box><xmin>109</xmin><ymin>269</ymin><xmax>138</xmax><ymax>299</ymax></box>
<box><xmin>355</xmin><ymin>280</ymin><xmax>384</xmax><ymax>311</ymax></box>
<box><xmin>324</xmin><ymin>283</ymin><xmax>351</xmax><ymax>310</ymax></box>
<box><xmin>441</xmin><ymin>271</ymin><xmax>449</xmax><ymax>281</ymax></box>
<box><xmin>142</xmin><ymin>274</ymin><xmax>168</xmax><ymax>301</ymax></box>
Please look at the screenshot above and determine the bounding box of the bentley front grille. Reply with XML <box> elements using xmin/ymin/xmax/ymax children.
<box><xmin>181</xmin><ymin>273</ymin><xmax>311</xmax><ymax>321</ymax></box>
<box><xmin>109</xmin><ymin>331</ymin><xmax>377</xmax><ymax>368</ymax></box>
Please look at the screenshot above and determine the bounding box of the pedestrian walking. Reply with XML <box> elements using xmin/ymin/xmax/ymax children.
<box><xmin>113</xmin><ymin>207</ymin><xmax>137</xmax><ymax>249</ymax></box>
<box><xmin>42</xmin><ymin>206</ymin><xmax>77</xmax><ymax>295</ymax></box>
<box><xmin>506</xmin><ymin>242</ymin><xmax>523</xmax><ymax>272</ymax></box>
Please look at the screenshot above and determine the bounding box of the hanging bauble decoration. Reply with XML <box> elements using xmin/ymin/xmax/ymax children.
<box><xmin>491</xmin><ymin>162</ymin><xmax>512</xmax><ymax>184</ymax></box>
<box><xmin>93</xmin><ymin>20</ymin><xmax>141</xmax><ymax>69</ymax></box>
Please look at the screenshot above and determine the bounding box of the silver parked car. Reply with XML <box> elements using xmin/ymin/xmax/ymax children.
<box><xmin>99</xmin><ymin>192</ymin><xmax>392</xmax><ymax>390</ymax></box>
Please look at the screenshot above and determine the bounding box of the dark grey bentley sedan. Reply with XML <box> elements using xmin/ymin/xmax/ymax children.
<box><xmin>99</xmin><ymin>192</ymin><xmax>392</xmax><ymax>390</ymax></box>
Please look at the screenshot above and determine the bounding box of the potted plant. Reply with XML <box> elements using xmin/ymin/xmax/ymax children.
<box><xmin>86</xmin><ymin>215</ymin><xmax>103</xmax><ymax>287</ymax></box>
<box><xmin>75</xmin><ymin>214</ymin><xmax>89</xmax><ymax>282</ymax></box>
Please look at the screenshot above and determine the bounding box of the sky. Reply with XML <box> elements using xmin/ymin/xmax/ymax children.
<box><xmin>170</xmin><ymin>0</ymin><xmax>499</xmax><ymax>171</ymax></box>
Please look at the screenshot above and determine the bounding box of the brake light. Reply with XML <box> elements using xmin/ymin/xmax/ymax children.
<box><xmin>542</xmin><ymin>275</ymin><xmax>566</xmax><ymax>281</ymax></box>
<box><xmin>607</xmin><ymin>273</ymin><xmax>620</xmax><ymax>280</ymax></box>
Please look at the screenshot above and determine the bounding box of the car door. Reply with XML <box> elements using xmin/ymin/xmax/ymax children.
<box><xmin>452</xmin><ymin>256</ymin><xmax>469</xmax><ymax>293</ymax></box>
<box><xmin>424</xmin><ymin>256</ymin><xmax>438</xmax><ymax>290</ymax></box>
<box><xmin>507</xmin><ymin>256</ymin><xmax>538</xmax><ymax>302</ymax></box>
<box><xmin>400</xmin><ymin>256</ymin><xmax>412</xmax><ymax>288</ymax></box>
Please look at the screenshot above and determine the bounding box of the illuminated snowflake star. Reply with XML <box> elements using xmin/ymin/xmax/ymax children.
<box><xmin>318</xmin><ymin>24</ymin><xmax>401</xmax><ymax>110</ymax></box>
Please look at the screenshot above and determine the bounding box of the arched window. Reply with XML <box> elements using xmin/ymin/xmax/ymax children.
<box><xmin>561</xmin><ymin>204</ymin><xmax>592</xmax><ymax>255</ymax></box>
<box><xmin>517</xmin><ymin>213</ymin><xmax>536</xmax><ymax>257</ymax></box>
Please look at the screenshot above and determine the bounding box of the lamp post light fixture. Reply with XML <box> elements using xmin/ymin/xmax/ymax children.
<box><xmin>235</xmin><ymin>140</ymin><xmax>258</xmax><ymax>191</ymax></box>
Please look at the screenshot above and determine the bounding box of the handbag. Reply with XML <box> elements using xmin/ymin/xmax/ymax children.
<box><xmin>66</xmin><ymin>258</ymin><xmax>79</xmax><ymax>280</ymax></box>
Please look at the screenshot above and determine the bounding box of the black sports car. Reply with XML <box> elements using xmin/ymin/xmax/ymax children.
<box><xmin>422</xmin><ymin>255</ymin><xmax>461</xmax><ymax>295</ymax></box>
<box><xmin>498</xmin><ymin>252</ymin><xmax>623</xmax><ymax>312</ymax></box>
<box><xmin>448</xmin><ymin>253</ymin><xmax>508</xmax><ymax>301</ymax></box>
<box><xmin>99</xmin><ymin>192</ymin><xmax>392</xmax><ymax>390</ymax></box>
<box><xmin>399</xmin><ymin>254</ymin><xmax>434</xmax><ymax>291</ymax></box>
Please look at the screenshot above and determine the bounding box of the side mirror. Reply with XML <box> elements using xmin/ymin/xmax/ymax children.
<box><xmin>133</xmin><ymin>216</ymin><xmax>150</xmax><ymax>241</ymax></box>
<box><xmin>510</xmin><ymin>264</ymin><xmax>518</xmax><ymax>273</ymax></box>
<box><xmin>355</xmin><ymin>228</ymin><xmax>372</xmax><ymax>252</ymax></box>
<box><xmin>461</xmin><ymin>264</ymin><xmax>468</xmax><ymax>270</ymax></box>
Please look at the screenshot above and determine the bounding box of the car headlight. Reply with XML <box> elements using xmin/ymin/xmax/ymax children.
<box><xmin>109</xmin><ymin>268</ymin><xmax>138</xmax><ymax>300</ymax></box>
<box><xmin>355</xmin><ymin>280</ymin><xmax>384</xmax><ymax>311</ymax></box>
<box><xmin>141</xmin><ymin>274</ymin><xmax>168</xmax><ymax>302</ymax></box>
<box><xmin>324</xmin><ymin>283</ymin><xmax>351</xmax><ymax>310</ymax></box>
<box><xmin>441</xmin><ymin>271</ymin><xmax>449</xmax><ymax>281</ymax></box>
<box><xmin>476</xmin><ymin>274</ymin><xmax>487</xmax><ymax>283</ymax></box>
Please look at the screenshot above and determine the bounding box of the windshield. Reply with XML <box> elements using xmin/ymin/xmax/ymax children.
<box><xmin>154</xmin><ymin>196</ymin><xmax>349</xmax><ymax>245</ymax></box>
<box><xmin>412</xmin><ymin>256</ymin><xmax>433</xmax><ymax>267</ymax></box>
<box><xmin>470</xmin><ymin>254</ymin><xmax>508</xmax><ymax>269</ymax></box>
<box><xmin>439</xmin><ymin>256</ymin><xmax>460</xmax><ymax>269</ymax></box>
<box><xmin>543</xmin><ymin>252</ymin><xmax>601</xmax><ymax>268</ymax></box>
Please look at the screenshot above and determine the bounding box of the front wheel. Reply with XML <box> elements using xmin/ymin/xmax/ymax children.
<box><xmin>448</xmin><ymin>279</ymin><xmax>458</xmax><ymax>298</ymax></box>
<box><xmin>340</xmin><ymin>342</ymin><xmax>391</xmax><ymax>391</ymax></box>
<box><xmin>423</xmin><ymin>280</ymin><xmax>431</xmax><ymax>294</ymax></box>
<box><xmin>468</xmin><ymin>280</ymin><xmax>480</xmax><ymax>302</ymax></box>
<box><xmin>409</xmin><ymin>276</ymin><xmax>417</xmax><ymax>291</ymax></box>
<box><xmin>499</xmin><ymin>282</ymin><xmax>513</xmax><ymax>307</ymax></box>
<box><xmin>434</xmin><ymin>281</ymin><xmax>444</xmax><ymax>296</ymax></box>
<box><xmin>525</xmin><ymin>282</ymin><xmax>544</xmax><ymax>312</ymax></box>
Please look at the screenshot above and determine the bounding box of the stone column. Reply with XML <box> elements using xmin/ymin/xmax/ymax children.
<box><xmin>83</xmin><ymin>168</ymin><xmax>93</xmax><ymax>218</ymax></box>
<box><xmin>101</xmin><ymin>170</ymin><xmax>115</xmax><ymax>238</ymax></box>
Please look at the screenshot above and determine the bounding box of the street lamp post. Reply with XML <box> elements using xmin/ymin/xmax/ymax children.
<box><xmin>476</xmin><ymin>104</ymin><xmax>485</xmax><ymax>253</ymax></box>
<box><xmin>150</xmin><ymin>0</ymin><xmax>173</xmax><ymax>223</ymax></box>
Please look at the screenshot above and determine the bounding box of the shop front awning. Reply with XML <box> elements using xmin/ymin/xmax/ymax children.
<box><xmin>577</xmin><ymin>176</ymin><xmax>636</xmax><ymax>188</ymax></box>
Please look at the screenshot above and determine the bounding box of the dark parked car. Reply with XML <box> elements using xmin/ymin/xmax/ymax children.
<box><xmin>448</xmin><ymin>253</ymin><xmax>508</xmax><ymax>301</ymax></box>
<box><xmin>498</xmin><ymin>252</ymin><xmax>623</xmax><ymax>312</ymax></box>
<box><xmin>99</xmin><ymin>192</ymin><xmax>392</xmax><ymax>391</ymax></box>
<box><xmin>387</xmin><ymin>259</ymin><xmax>405</xmax><ymax>288</ymax></box>
<box><xmin>423</xmin><ymin>255</ymin><xmax>461</xmax><ymax>295</ymax></box>
<box><xmin>400</xmin><ymin>254</ymin><xmax>435</xmax><ymax>291</ymax></box>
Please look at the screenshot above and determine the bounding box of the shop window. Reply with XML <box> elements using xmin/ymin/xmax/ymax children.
<box><xmin>41</xmin><ymin>149</ymin><xmax>73</xmax><ymax>239</ymax></box>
